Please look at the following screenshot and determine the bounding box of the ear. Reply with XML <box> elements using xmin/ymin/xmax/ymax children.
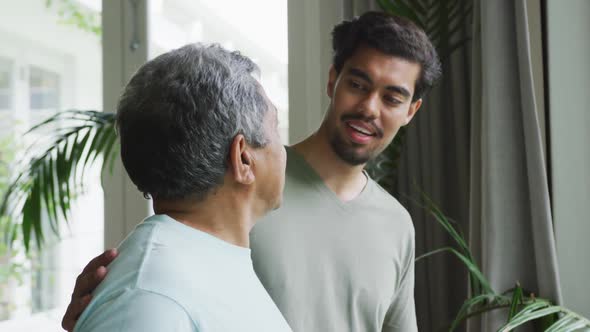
<box><xmin>228</xmin><ymin>134</ymin><xmax>255</xmax><ymax>185</ymax></box>
<box><xmin>404</xmin><ymin>98</ymin><xmax>422</xmax><ymax>125</ymax></box>
<box><xmin>327</xmin><ymin>65</ymin><xmax>338</xmax><ymax>99</ymax></box>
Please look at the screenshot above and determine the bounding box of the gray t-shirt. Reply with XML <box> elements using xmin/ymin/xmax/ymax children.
<box><xmin>250</xmin><ymin>147</ymin><xmax>417</xmax><ymax>332</ymax></box>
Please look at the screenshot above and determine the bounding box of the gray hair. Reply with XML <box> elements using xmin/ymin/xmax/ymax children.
<box><xmin>116</xmin><ymin>43</ymin><xmax>270</xmax><ymax>200</ymax></box>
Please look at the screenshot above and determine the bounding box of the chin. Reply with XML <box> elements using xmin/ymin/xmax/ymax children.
<box><xmin>330</xmin><ymin>132</ymin><xmax>381</xmax><ymax>165</ymax></box>
<box><xmin>333</xmin><ymin>144</ymin><xmax>373</xmax><ymax>166</ymax></box>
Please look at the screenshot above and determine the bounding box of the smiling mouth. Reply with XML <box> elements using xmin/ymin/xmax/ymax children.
<box><xmin>346</xmin><ymin>122</ymin><xmax>375</xmax><ymax>137</ymax></box>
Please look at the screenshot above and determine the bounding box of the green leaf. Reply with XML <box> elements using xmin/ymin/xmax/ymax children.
<box><xmin>420</xmin><ymin>191</ymin><xmax>471</xmax><ymax>254</ymax></box>
<box><xmin>377</xmin><ymin>0</ymin><xmax>424</xmax><ymax>28</ymax></box>
<box><xmin>416</xmin><ymin>246</ymin><xmax>493</xmax><ymax>294</ymax></box>
<box><xmin>450</xmin><ymin>293</ymin><xmax>496</xmax><ymax>330</ymax></box>
<box><xmin>82</xmin><ymin>123</ymin><xmax>109</xmax><ymax>174</ymax></box>
<box><xmin>71</xmin><ymin>128</ymin><xmax>92</xmax><ymax>191</ymax></box>
<box><xmin>508</xmin><ymin>283</ymin><xmax>523</xmax><ymax>321</ymax></box>
<box><xmin>499</xmin><ymin>306</ymin><xmax>562</xmax><ymax>331</ymax></box>
<box><xmin>495</xmin><ymin>300</ymin><xmax>590</xmax><ymax>332</ymax></box>
<box><xmin>55</xmin><ymin>143</ymin><xmax>69</xmax><ymax>221</ymax></box>
<box><xmin>406</xmin><ymin>189</ymin><xmax>490</xmax><ymax>295</ymax></box>
<box><xmin>21</xmin><ymin>177</ymin><xmax>44</xmax><ymax>252</ymax></box>
<box><xmin>38</xmin><ymin>161</ymin><xmax>57</xmax><ymax>236</ymax></box>
<box><xmin>99</xmin><ymin>126</ymin><xmax>117</xmax><ymax>175</ymax></box>
<box><xmin>545</xmin><ymin>314</ymin><xmax>576</xmax><ymax>332</ymax></box>
<box><xmin>21</xmin><ymin>195</ymin><xmax>32</xmax><ymax>252</ymax></box>
<box><xmin>377</xmin><ymin>0</ymin><xmax>473</xmax><ymax>61</ymax></box>
<box><xmin>41</xmin><ymin>159</ymin><xmax>58</xmax><ymax>231</ymax></box>
<box><xmin>31</xmin><ymin>177</ymin><xmax>44</xmax><ymax>249</ymax></box>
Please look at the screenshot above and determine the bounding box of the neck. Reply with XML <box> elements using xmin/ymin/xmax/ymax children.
<box><xmin>153</xmin><ymin>188</ymin><xmax>255</xmax><ymax>248</ymax></box>
<box><xmin>292</xmin><ymin>125</ymin><xmax>368</xmax><ymax>201</ymax></box>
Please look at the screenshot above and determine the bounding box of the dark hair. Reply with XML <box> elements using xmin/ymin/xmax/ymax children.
<box><xmin>331</xmin><ymin>11</ymin><xmax>441</xmax><ymax>101</ymax></box>
<box><xmin>116</xmin><ymin>43</ymin><xmax>269</xmax><ymax>201</ymax></box>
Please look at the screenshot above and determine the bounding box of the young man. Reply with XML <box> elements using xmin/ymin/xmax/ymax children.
<box><xmin>63</xmin><ymin>12</ymin><xmax>440</xmax><ymax>332</ymax></box>
<box><xmin>72</xmin><ymin>44</ymin><xmax>291</xmax><ymax>331</ymax></box>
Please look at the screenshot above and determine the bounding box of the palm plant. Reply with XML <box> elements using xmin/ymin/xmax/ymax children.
<box><xmin>416</xmin><ymin>192</ymin><xmax>590</xmax><ymax>331</ymax></box>
<box><xmin>376</xmin><ymin>0</ymin><xmax>473</xmax><ymax>60</ymax></box>
<box><xmin>0</xmin><ymin>111</ymin><xmax>117</xmax><ymax>252</ymax></box>
<box><xmin>0</xmin><ymin>1</ymin><xmax>105</xmax><ymax>252</ymax></box>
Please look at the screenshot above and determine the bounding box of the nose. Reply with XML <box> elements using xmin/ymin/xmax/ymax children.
<box><xmin>357</xmin><ymin>91</ymin><xmax>380</xmax><ymax>120</ymax></box>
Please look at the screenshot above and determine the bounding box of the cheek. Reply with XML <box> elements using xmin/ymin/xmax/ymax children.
<box><xmin>271</xmin><ymin>144</ymin><xmax>286</xmax><ymax>171</ymax></box>
<box><xmin>380</xmin><ymin>113</ymin><xmax>404</xmax><ymax>139</ymax></box>
<box><xmin>333</xmin><ymin>87</ymin><xmax>359</xmax><ymax>109</ymax></box>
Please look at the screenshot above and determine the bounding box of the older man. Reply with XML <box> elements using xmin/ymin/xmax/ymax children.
<box><xmin>73</xmin><ymin>44</ymin><xmax>290</xmax><ymax>332</ymax></box>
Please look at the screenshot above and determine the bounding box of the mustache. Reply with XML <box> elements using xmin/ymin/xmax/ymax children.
<box><xmin>341</xmin><ymin>114</ymin><xmax>384</xmax><ymax>138</ymax></box>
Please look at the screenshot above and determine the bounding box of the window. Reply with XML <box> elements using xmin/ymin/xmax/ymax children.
<box><xmin>148</xmin><ymin>0</ymin><xmax>289</xmax><ymax>143</ymax></box>
<box><xmin>0</xmin><ymin>57</ymin><xmax>12</xmax><ymax>111</ymax></box>
<box><xmin>29</xmin><ymin>66</ymin><xmax>60</xmax><ymax>112</ymax></box>
<box><xmin>0</xmin><ymin>57</ymin><xmax>14</xmax><ymax>137</ymax></box>
<box><xmin>0</xmin><ymin>0</ymin><xmax>103</xmax><ymax>330</ymax></box>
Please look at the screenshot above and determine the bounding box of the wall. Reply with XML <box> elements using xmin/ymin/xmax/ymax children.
<box><xmin>287</xmin><ymin>0</ymin><xmax>346</xmax><ymax>143</ymax></box>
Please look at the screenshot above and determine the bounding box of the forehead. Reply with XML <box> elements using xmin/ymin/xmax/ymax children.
<box><xmin>342</xmin><ymin>46</ymin><xmax>421</xmax><ymax>94</ymax></box>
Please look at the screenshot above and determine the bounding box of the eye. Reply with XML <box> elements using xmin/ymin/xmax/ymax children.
<box><xmin>349</xmin><ymin>80</ymin><xmax>366</xmax><ymax>91</ymax></box>
<box><xmin>384</xmin><ymin>95</ymin><xmax>402</xmax><ymax>106</ymax></box>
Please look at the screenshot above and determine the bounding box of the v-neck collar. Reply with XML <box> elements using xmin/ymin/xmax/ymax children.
<box><xmin>285</xmin><ymin>146</ymin><xmax>374</xmax><ymax>208</ymax></box>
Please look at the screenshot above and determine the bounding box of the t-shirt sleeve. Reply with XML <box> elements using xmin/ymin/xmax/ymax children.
<box><xmin>382</xmin><ymin>232</ymin><xmax>418</xmax><ymax>332</ymax></box>
<box><xmin>75</xmin><ymin>288</ymin><xmax>198</xmax><ymax>332</ymax></box>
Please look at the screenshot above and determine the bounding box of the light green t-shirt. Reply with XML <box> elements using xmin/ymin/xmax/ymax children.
<box><xmin>250</xmin><ymin>147</ymin><xmax>417</xmax><ymax>332</ymax></box>
<box><xmin>74</xmin><ymin>215</ymin><xmax>292</xmax><ymax>332</ymax></box>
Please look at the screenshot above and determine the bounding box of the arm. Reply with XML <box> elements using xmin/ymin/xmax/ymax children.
<box><xmin>74</xmin><ymin>288</ymin><xmax>197</xmax><ymax>332</ymax></box>
<box><xmin>62</xmin><ymin>249</ymin><xmax>118</xmax><ymax>331</ymax></box>
<box><xmin>382</xmin><ymin>237</ymin><xmax>418</xmax><ymax>332</ymax></box>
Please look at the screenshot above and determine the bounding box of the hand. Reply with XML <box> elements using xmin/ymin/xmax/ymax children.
<box><xmin>61</xmin><ymin>248</ymin><xmax>118</xmax><ymax>331</ymax></box>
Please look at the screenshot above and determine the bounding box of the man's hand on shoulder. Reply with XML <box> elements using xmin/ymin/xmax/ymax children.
<box><xmin>61</xmin><ymin>248</ymin><xmax>118</xmax><ymax>331</ymax></box>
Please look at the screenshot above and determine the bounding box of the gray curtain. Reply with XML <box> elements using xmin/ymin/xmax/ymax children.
<box><xmin>395</xmin><ymin>15</ymin><xmax>473</xmax><ymax>332</ymax></box>
<box><xmin>468</xmin><ymin>0</ymin><xmax>562</xmax><ymax>331</ymax></box>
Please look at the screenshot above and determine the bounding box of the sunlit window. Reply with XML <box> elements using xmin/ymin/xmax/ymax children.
<box><xmin>149</xmin><ymin>0</ymin><xmax>289</xmax><ymax>143</ymax></box>
<box><xmin>29</xmin><ymin>66</ymin><xmax>60</xmax><ymax>112</ymax></box>
<box><xmin>0</xmin><ymin>0</ymin><xmax>103</xmax><ymax>331</ymax></box>
<box><xmin>0</xmin><ymin>58</ymin><xmax>12</xmax><ymax>111</ymax></box>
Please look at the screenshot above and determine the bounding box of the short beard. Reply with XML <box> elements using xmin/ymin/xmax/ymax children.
<box><xmin>329</xmin><ymin>132</ymin><xmax>377</xmax><ymax>166</ymax></box>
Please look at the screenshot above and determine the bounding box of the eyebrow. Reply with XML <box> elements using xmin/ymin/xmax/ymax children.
<box><xmin>347</xmin><ymin>67</ymin><xmax>412</xmax><ymax>99</ymax></box>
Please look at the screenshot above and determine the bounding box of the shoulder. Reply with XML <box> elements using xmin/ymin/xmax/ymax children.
<box><xmin>87</xmin><ymin>220</ymin><xmax>163</xmax><ymax>302</ymax></box>
<box><xmin>94</xmin><ymin>216</ymin><xmax>203</xmax><ymax>310</ymax></box>
<box><xmin>367</xmin><ymin>178</ymin><xmax>414</xmax><ymax>235</ymax></box>
<box><xmin>76</xmin><ymin>288</ymin><xmax>198</xmax><ymax>332</ymax></box>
